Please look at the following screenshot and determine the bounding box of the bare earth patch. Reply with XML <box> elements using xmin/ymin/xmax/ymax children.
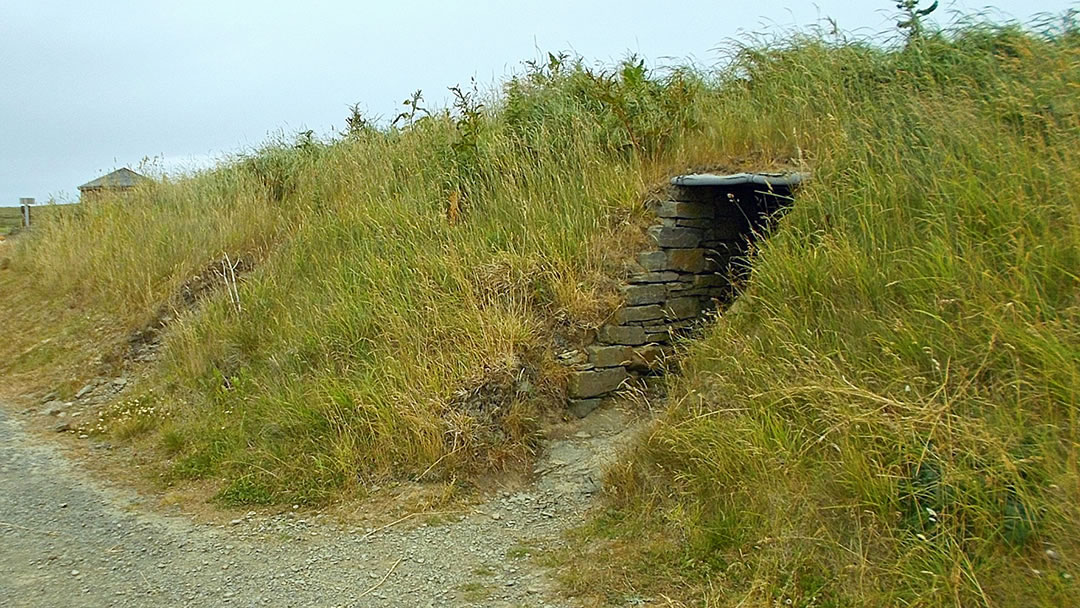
<box><xmin>0</xmin><ymin>402</ymin><xmax>645</xmax><ymax>607</ymax></box>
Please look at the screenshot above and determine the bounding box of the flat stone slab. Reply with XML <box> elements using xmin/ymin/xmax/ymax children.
<box><xmin>597</xmin><ymin>325</ymin><xmax>649</xmax><ymax>345</ymax></box>
<box><xmin>629</xmin><ymin>271</ymin><xmax>680</xmax><ymax>284</ymax></box>
<box><xmin>648</xmin><ymin>226</ymin><xmax>701</xmax><ymax>248</ymax></box>
<box><xmin>656</xmin><ymin>201</ymin><xmax>715</xmax><ymax>219</ymax></box>
<box><xmin>671</xmin><ymin>172</ymin><xmax>807</xmax><ymax>188</ymax></box>
<box><xmin>636</xmin><ymin>249</ymin><xmax>706</xmax><ymax>273</ymax></box>
<box><xmin>666</xmin><ymin>249</ymin><xmax>707</xmax><ymax>272</ymax></box>
<box><xmin>587</xmin><ymin>345</ymin><xmax>634</xmax><ymax>368</ymax></box>
<box><xmin>638</xmin><ymin>251</ymin><xmax>668</xmax><ymax>272</ymax></box>
<box><xmin>620</xmin><ymin>284</ymin><xmax>666</xmax><ymax>306</ymax></box>
<box><xmin>568</xmin><ymin>367</ymin><xmax>629</xmax><ymax>399</ymax></box>
<box><xmin>615</xmin><ymin>304</ymin><xmax>664</xmax><ymax>324</ymax></box>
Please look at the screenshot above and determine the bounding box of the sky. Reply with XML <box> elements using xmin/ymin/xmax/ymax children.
<box><xmin>1</xmin><ymin>1</ymin><xmax>1075</xmax><ymax>205</ymax></box>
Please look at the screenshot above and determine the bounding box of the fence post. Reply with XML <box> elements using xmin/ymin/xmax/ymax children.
<box><xmin>19</xmin><ymin>197</ymin><xmax>34</xmax><ymax>228</ymax></box>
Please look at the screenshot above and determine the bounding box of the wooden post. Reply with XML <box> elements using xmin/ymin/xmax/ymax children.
<box><xmin>19</xmin><ymin>197</ymin><xmax>34</xmax><ymax>228</ymax></box>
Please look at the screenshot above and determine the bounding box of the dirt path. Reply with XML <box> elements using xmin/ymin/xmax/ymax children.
<box><xmin>0</xmin><ymin>405</ymin><xmax>642</xmax><ymax>607</ymax></box>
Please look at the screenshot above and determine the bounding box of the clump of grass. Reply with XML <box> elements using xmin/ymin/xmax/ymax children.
<box><xmin>506</xmin><ymin>542</ymin><xmax>540</xmax><ymax>560</ymax></box>
<box><xmin>457</xmin><ymin>581</ymin><xmax>492</xmax><ymax>602</ymax></box>
<box><xmin>0</xmin><ymin>206</ymin><xmax>22</xmax><ymax>236</ymax></box>
<box><xmin>80</xmin><ymin>389</ymin><xmax>169</xmax><ymax>439</ymax></box>
<box><xmin>567</xmin><ymin>16</ymin><xmax>1080</xmax><ymax>608</ymax></box>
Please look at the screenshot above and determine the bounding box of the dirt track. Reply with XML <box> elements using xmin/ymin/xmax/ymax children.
<box><xmin>0</xmin><ymin>405</ymin><xmax>640</xmax><ymax>607</ymax></box>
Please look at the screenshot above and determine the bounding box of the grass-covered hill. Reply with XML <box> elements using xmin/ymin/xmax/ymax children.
<box><xmin>561</xmin><ymin>19</ymin><xmax>1080</xmax><ymax>608</ymax></box>
<box><xmin>4</xmin><ymin>47</ymin><xmax>724</xmax><ymax>504</ymax></box>
<box><xmin>1</xmin><ymin>12</ymin><xmax>1078</xmax><ymax>606</ymax></box>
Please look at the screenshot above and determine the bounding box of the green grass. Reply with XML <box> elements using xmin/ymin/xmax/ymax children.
<box><xmin>0</xmin><ymin>206</ymin><xmax>20</xmax><ymax>235</ymax></box>
<box><xmin>562</xmin><ymin>18</ymin><xmax>1080</xmax><ymax>608</ymax></box>
<box><xmin>471</xmin><ymin>565</ymin><xmax>496</xmax><ymax>577</ymax></box>
<box><xmin>0</xmin><ymin>204</ymin><xmax>71</xmax><ymax>236</ymax></box>
<box><xmin>506</xmin><ymin>542</ymin><xmax>540</xmax><ymax>560</ymax></box>
<box><xmin>1</xmin><ymin>10</ymin><xmax>1077</xmax><ymax>607</ymax></box>
<box><xmin>3</xmin><ymin>48</ymin><xmax>717</xmax><ymax>504</ymax></box>
<box><xmin>457</xmin><ymin>581</ymin><xmax>492</xmax><ymax>602</ymax></box>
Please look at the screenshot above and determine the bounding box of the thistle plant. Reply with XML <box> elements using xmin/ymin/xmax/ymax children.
<box><xmin>896</xmin><ymin>0</ymin><xmax>939</xmax><ymax>40</ymax></box>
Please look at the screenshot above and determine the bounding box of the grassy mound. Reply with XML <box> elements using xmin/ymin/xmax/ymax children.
<box><xmin>3</xmin><ymin>50</ymin><xmax>770</xmax><ymax>504</ymax></box>
<box><xmin>2</xmin><ymin>11</ymin><xmax>1076</xmax><ymax>606</ymax></box>
<box><xmin>567</xmin><ymin>19</ymin><xmax>1080</xmax><ymax>608</ymax></box>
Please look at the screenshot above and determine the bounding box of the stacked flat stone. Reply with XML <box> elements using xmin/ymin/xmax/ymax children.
<box><xmin>564</xmin><ymin>172</ymin><xmax>805</xmax><ymax>417</ymax></box>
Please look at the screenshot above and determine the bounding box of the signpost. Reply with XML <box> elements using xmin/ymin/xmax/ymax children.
<box><xmin>19</xmin><ymin>197</ymin><xmax>33</xmax><ymax>228</ymax></box>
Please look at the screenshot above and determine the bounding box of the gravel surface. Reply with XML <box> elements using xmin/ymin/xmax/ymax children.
<box><xmin>0</xmin><ymin>404</ymin><xmax>640</xmax><ymax>607</ymax></box>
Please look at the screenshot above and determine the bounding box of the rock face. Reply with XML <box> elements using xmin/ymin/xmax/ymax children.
<box><xmin>559</xmin><ymin>173</ymin><xmax>802</xmax><ymax>413</ymax></box>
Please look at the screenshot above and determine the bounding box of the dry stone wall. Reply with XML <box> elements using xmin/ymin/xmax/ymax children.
<box><xmin>563</xmin><ymin>172</ymin><xmax>804</xmax><ymax>417</ymax></box>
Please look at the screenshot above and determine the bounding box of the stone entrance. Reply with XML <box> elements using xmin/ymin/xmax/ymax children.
<box><xmin>564</xmin><ymin>172</ymin><xmax>806</xmax><ymax>416</ymax></box>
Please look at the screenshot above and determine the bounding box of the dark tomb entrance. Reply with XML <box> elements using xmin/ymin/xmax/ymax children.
<box><xmin>564</xmin><ymin>172</ymin><xmax>806</xmax><ymax>416</ymax></box>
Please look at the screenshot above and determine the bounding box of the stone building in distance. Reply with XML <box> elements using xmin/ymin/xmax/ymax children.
<box><xmin>77</xmin><ymin>167</ymin><xmax>150</xmax><ymax>199</ymax></box>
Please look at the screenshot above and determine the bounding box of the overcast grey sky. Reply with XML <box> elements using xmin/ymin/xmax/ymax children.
<box><xmin>1</xmin><ymin>1</ymin><xmax>1074</xmax><ymax>205</ymax></box>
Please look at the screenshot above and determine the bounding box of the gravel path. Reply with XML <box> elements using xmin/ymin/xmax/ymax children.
<box><xmin>0</xmin><ymin>404</ymin><xmax>641</xmax><ymax>607</ymax></box>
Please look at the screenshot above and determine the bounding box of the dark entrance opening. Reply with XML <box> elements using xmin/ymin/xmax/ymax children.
<box><xmin>564</xmin><ymin>172</ymin><xmax>805</xmax><ymax>416</ymax></box>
